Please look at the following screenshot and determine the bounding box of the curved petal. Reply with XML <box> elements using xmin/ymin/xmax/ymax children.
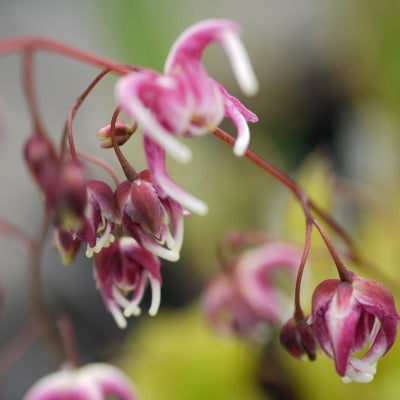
<box><xmin>165</xmin><ymin>19</ymin><xmax>258</xmax><ymax>96</ymax></box>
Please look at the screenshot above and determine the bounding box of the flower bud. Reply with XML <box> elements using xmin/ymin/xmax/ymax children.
<box><xmin>96</xmin><ymin>120</ymin><xmax>136</xmax><ymax>149</ymax></box>
<box><xmin>24</xmin><ymin>135</ymin><xmax>58</xmax><ymax>191</ymax></box>
<box><xmin>279</xmin><ymin>317</ymin><xmax>316</xmax><ymax>361</ymax></box>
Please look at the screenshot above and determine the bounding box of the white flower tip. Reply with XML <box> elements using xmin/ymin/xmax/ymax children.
<box><xmin>111</xmin><ymin>309</ymin><xmax>128</xmax><ymax>329</ymax></box>
<box><xmin>221</xmin><ymin>30</ymin><xmax>259</xmax><ymax>97</ymax></box>
<box><xmin>124</xmin><ymin>306</ymin><xmax>142</xmax><ymax>318</ymax></box>
<box><xmin>233</xmin><ymin>138</ymin><xmax>248</xmax><ymax>157</ymax></box>
<box><xmin>85</xmin><ymin>246</ymin><xmax>94</xmax><ymax>258</ymax></box>
<box><xmin>173</xmin><ymin>143</ymin><xmax>192</xmax><ymax>164</ymax></box>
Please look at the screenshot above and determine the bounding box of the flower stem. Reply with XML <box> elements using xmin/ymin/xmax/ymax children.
<box><xmin>0</xmin><ymin>217</ymin><xmax>37</xmax><ymax>251</ymax></box>
<box><xmin>0</xmin><ymin>37</ymin><xmax>134</xmax><ymax>75</ymax></box>
<box><xmin>56</xmin><ymin>314</ymin><xmax>80</xmax><ymax>368</ymax></box>
<box><xmin>76</xmin><ymin>150</ymin><xmax>120</xmax><ymax>186</ymax></box>
<box><xmin>294</xmin><ymin>217</ymin><xmax>313</xmax><ymax>320</ymax></box>
<box><xmin>22</xmin><ymin>49</ymin><xmax>46</xmax><ymax>136</ymax></box>
<box><xmin>0</xmin><ymin>319</ymin><xmax>42</xmax><ymax>376</ymax></box>
<box><xmin>110</xmin><ymin>107</ymin><xmax>138</xmax><ymax>182</ymax></box>
<box><xmin>212</xmin><ymin>128</ymin><xmax>352</xmax><ymax>282</ymax></box>
<box><xmin>29</xmin><ymin>214</ymin><xmax>63</xmax><ymax>362</ymax></box>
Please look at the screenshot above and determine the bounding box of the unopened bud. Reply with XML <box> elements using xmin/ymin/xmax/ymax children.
<box><xmin>96</xmin><ymin>120</ymin><xmax>137</xmax><ymax>149</ymax></box>
<box><xmin>279</xmin><ymin>316</ymin><xmax>317</xmax><ymax>361</ymax></box>
<box><xmin>24</xmin><ymin>135</ymin><xmax>58</xmax><ymax>191</ymax></box>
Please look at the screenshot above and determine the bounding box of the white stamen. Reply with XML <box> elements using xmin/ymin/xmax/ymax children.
<box><xmin>112</xmin><ymin>286</ymin><xmax>131</xmax><ymax>309</ymax></box>
<box><xmin>155</xmin><ymin>169</ymin><xmax>208</xmax><ymax>216</ymax></box>
<box><xmin>109</xmin><ymin>304</ymin><xmax>127</xmax><ymax>329</ymax></box>
<box><xmin>148</xmin><ymin>273</ymin><xmax>161</xmax><ymax>316</ymax></box>
<box><xmin>171</xmin><ymin>214</ymin><xmax>184</xmax><ymax>254</ymax></box>
<box><xmin>221</xmin><ymin>30</ymin><xmax>259</xmax><ymax>97</ymax></box>
<box><xmin>141</xmin><ymin>239</ymin><xmax>180</xmax><ymax>262</ymax></box>
<box><xmin>123</xmin><ymin>276</ymin><xmax>146</xmax><ymax>317</ymax></box>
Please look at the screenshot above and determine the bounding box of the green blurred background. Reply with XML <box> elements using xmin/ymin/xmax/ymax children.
<box><xmin>2</xmin><ymin>0</ymin><xmax>400</xmax><ymax>399</ymax></box>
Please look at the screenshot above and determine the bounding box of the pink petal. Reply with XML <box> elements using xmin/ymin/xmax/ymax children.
<box><xmin>325</xmin><ymin>283</ymin><xmax>360</xmax><ymax>376</ymax></box>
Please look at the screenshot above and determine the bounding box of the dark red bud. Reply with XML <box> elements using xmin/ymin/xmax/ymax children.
<box><xmin>24</xmin><ymin>135</ymin><xmax>58</xmax><ymax>191</ymax></box>
<box><xmin>279</xmin><ymin>317</ymin><xmax>317</xmax><ymax>361</ymax></box>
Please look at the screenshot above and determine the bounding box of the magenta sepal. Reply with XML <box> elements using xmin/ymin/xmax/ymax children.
<box><xmin>310</xmin><ymin>273</ymin><xmax>400</xmax><ymax>383</ymax></box>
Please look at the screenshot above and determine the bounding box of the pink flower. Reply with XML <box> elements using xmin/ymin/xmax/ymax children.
<box><xmin>116</xmin><ymin>19</ymin><xmax>258</xmax><ymax>215</ymax></box>
<box><xmin>310</xmin><ymin>273</ymin><xmax>399</xmax><ymax>383</ymax></box>
<box><xmin>203</xmin><ymin>241</ymin><xmax>301</xmax><ymax>341</ymax></box>
<box><xmin>24</xmin><ymin>363</ymin><xmax>137</xmax><ymax>400</ymax></box>
<box><xmin>115</xmin><ymin>169</ymin><xmax>187</xmax><ymax>262</ymax></box>
<box><xmin>94</xmin><ymin>237</ymin><xmax>161</xmax><ymax>328</ymax></box>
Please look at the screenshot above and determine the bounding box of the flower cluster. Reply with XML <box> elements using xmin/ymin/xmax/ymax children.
<box><xmin>22</xmin><ymin>19</ymin><xmax>258</xmax><ymax>329</ymax></box>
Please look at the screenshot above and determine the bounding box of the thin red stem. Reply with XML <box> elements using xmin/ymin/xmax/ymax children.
<box><xmin>0</xmin><ymin>319</ymin><xmax>42</xmax><ymax>376</ymax></box>
<box><xmin>77</xmin><ymin>150</ymin><xmax>120</xmax><ymax>186</ymax></box>
<box><xmin>212</xmin><ymin>128</ymin><xmax>352</xmax><ymax>282</ymax></box>
<box><xmin>22</xmin><ymin>49</ymin><xmax>46</xmax><ymax>136</ymax></box>
<box><xmin>294</xmin><ymin>217</ymin><xmax>313</xmax><ymax>320</ymax></box>
<box><xmin>0</xmin><ymin>37</ymin><xmax>134</xmax><ymax>75</ymax></box>
<box><xmin>0</xmin><ymin>217</ymin><xmax>37</xmax><ymax>251</ymax></box>
<box><xmin>57</xmin><ymin>314</ymin><xmax>80</xmax><ymax>367</ymax></box>
<box><xmin>311</xmin><ymin>217</ymin><xmax>352</xmax><ymax>282</ymax></box>
<box><xmin>29</xmin><ymin>214</ymin><xmax>63</xmax><ymax>362</ymax></box>
<box><xmin>110</xmin><ymin>107</ymin><xmax>138</xmax><ymax>182</ymax></box>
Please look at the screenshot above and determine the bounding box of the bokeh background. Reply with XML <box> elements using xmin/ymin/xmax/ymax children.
<box><xmin>1</xmin><ymin>0</ymin><xmax>400</xmax><ymax>399</ymax></box>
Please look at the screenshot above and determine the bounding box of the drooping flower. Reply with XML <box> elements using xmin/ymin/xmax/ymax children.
<box><xmin>203</xmin><ymin>241</ymin><xmax>301</xmax><ymax>341</ymax></box>
<box><xmin>115</xmin><ymin>169</ymin><xmax>187</xmax><ymax>262</ymax></box>
<box><xmin>94</xmin><ymin>237</ymin><xmax>162</xmax><ymax>329</ymax></box>
<box><xmin>310</xmin><ymin>273</ymin><xmax>399</xmax><ymax>383</ymax></box>
<box><xmin>23</xmin><ymin>363</ymin><xmax>137</xmax><ymax>400</ymax></box>
<box><xmin>116</xmin><ymin>19</ymin><xmax>258</xmax><ymax>215</ymax></box>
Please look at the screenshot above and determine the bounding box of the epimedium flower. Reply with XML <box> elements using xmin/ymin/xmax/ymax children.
<box><xmin>115</xmin><ymin>169</ymin><xmax>187</xmax><ymax>262</ymax></box>
<box><xmin>203</xmin><ymin>241</ymin><xmax>301</xmax><ymax>341</ymax></box>
<box><xmin>310</xmin><ymin>273</ymin><xmax>400</xmax><ymax>383</ymax></box>
<box><xmin>94</xmin><ymin>236</ymin><xmax>162</xmax><ymax>329</ymax></box>
<box><xmin>116</xmin><ymin>19</ymin><xmax>259</xmax><ymax>215</ymax></box>
<box><xmin>24</xmin><ymin>363</ymin><xmax>137</xmax><ymax>400</ymax></box>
